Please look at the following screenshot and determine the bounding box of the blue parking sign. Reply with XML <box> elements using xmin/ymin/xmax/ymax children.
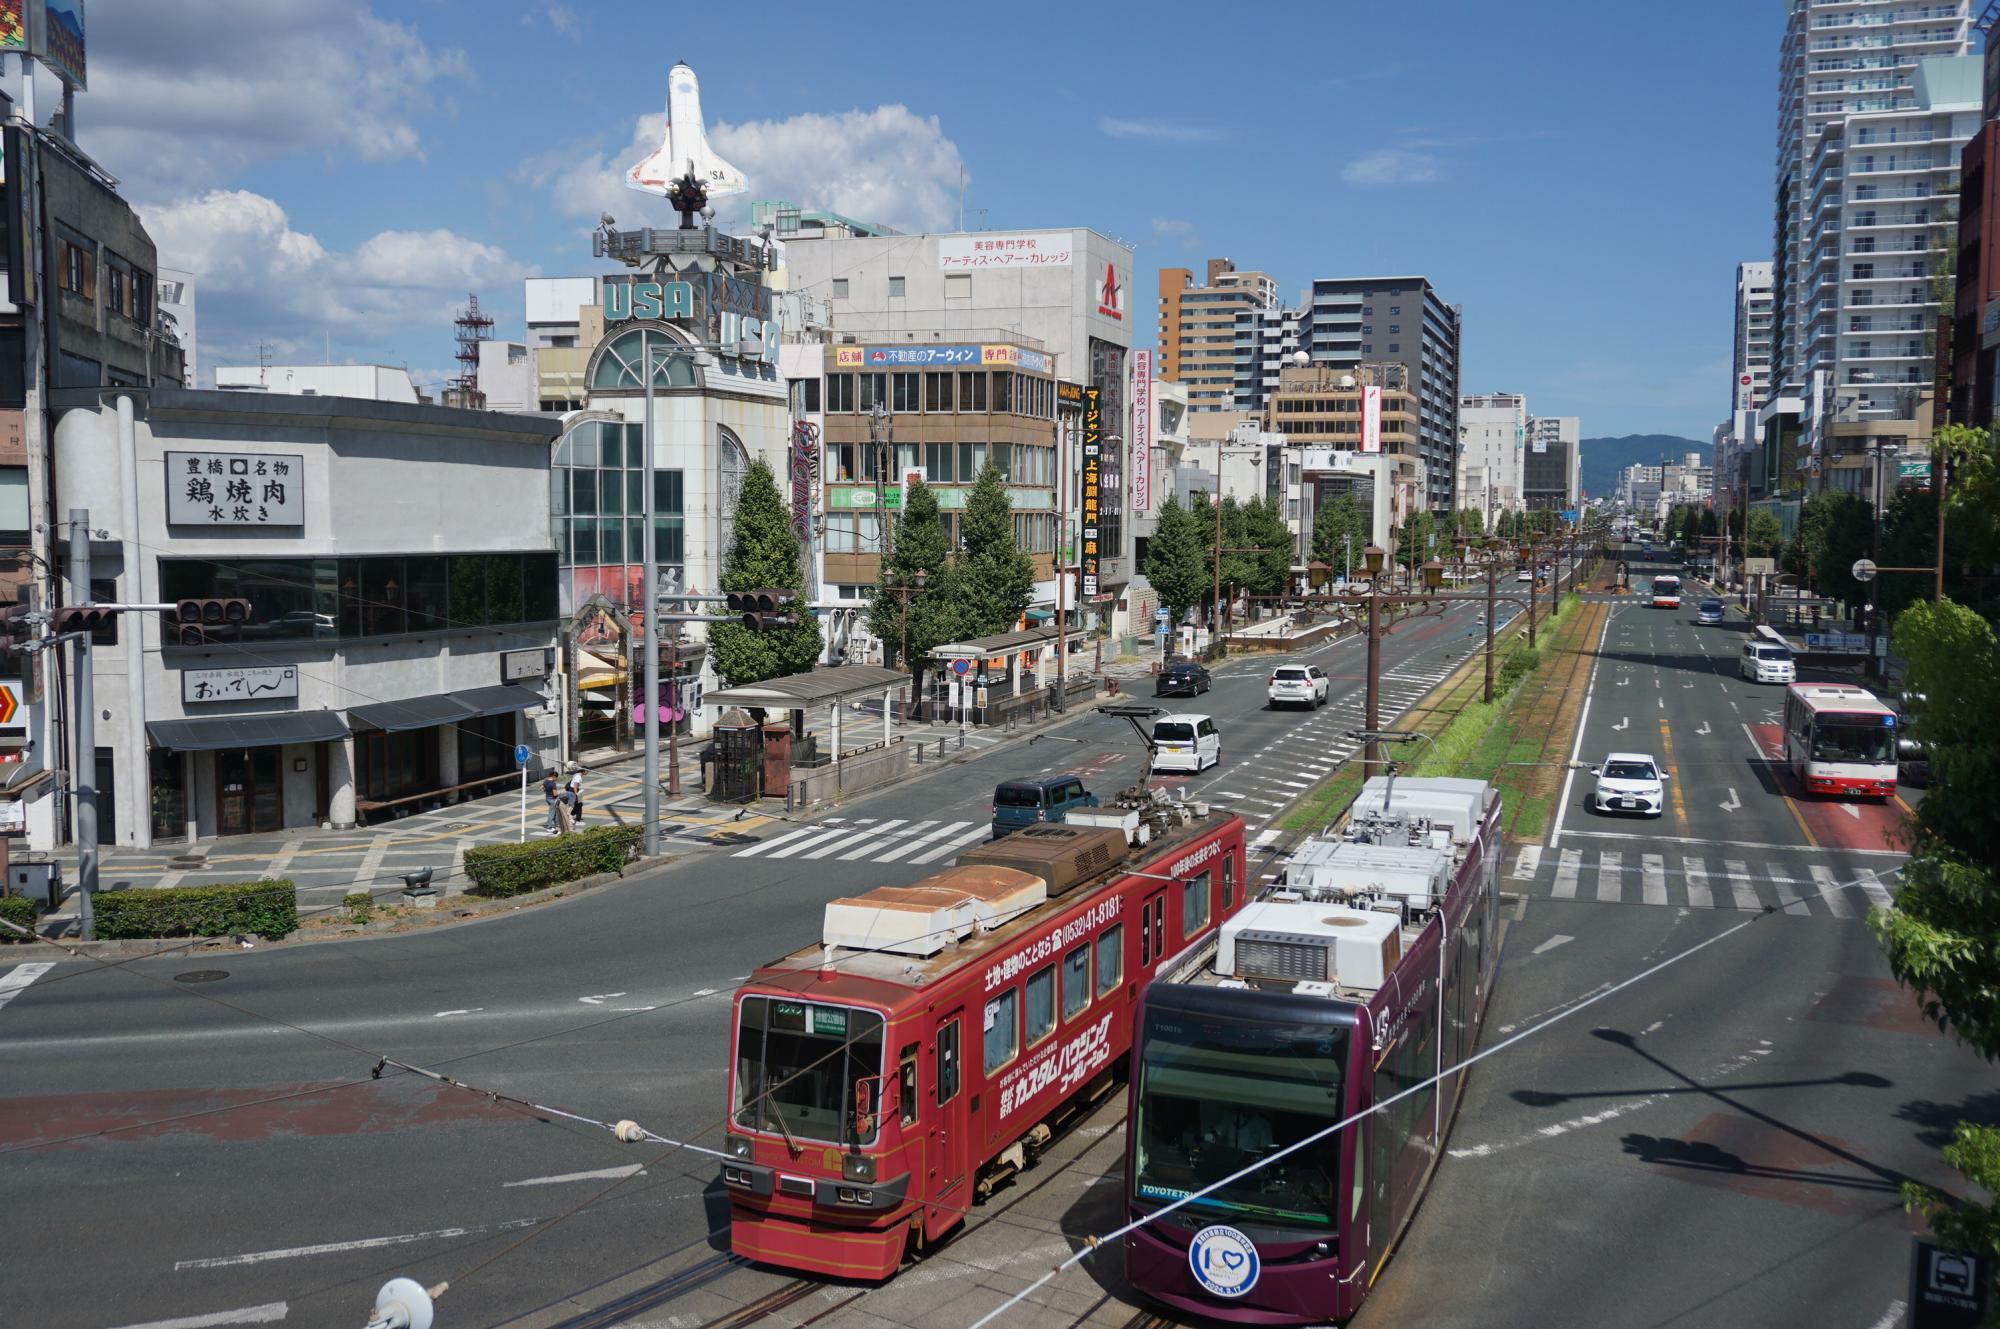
<box><xmin>514</xmin><ymin>744</ymin><xmax>530</xmax><ymax>768</ymax></box>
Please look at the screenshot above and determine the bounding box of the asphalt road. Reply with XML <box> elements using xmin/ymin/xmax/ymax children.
<box><xmin>0</xmin><ymin>598</ymin><xmax>1499</xmax><ymax>1329</ymax></box>
<box><xmin>1359</xmin><ymin>555</ymin><xmax>1982</xmax><ymax>1329</ymax></box>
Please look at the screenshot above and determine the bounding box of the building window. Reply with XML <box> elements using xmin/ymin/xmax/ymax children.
<box><xmin>0</xmin><ymin>465</ymin><xmax>26</xmax><ymax>537</ymax></box>
<box><xmin>56</xmin><ymin>226</ymin><xmax>95</xmax><ymax>302</ymax></box>
<box><xmin>945</xmin><ymin>273</ymin><xmax>971</xmax><ymax>299</ymax></box>
<box><xmin>924</xmin><ymin>371</ymin><xmax>954</xmax><ymax>412</ymax></box>
<box><xmin>788</xmin><ymin>377</ymin><xmax>821</xmax><ymax>413</ymax></box>
<box><xmin>857</xmin><ymin>372</ymin><xmax>886</xmax><ymax>412</ymax></box>
<box><xmin>959</xmin><ymin>371</ymin><xmax>988</xmax><ymax>411</ymax></box>
<box><xmin>891</xmin><ymin>371</ymin><xmax>920</xmax><ymax>412</ymax></box>
<box><xmin>589</xmin><ymin>329</ymin><xmax>696</xmax><ymax>391</ymax></box>
<box><xmin>831</xmin><ymin>278</ymin><xmax>849</xmax><ymax>299</ymax></box>
<box><xmin>888</xmin><ymin>275</ymin><xmax>906</xmax><ymax>298</ymax></box>
<box><xmin>1388</xmin><ymin>344</ymin><xmax>1399</xmax><ymax>353</ymax></box>
<box><xmin>826</xmin><ymin>373</ymin><xmax>854</xmax><ymax>412</ymax></box>
<box><xmin>925</xmin><ymin>441</ymin><xmax>952</xmax><ymax>483</ymax></box>
<box><xmin>158</xmin><ymin>552</ymin><xmax>559</xmax><ymax>643</ymax></box>
<box><xmin>56</xmin><ymin>351</ymin><xmax>100</xmax><ymax>388</ymax></box>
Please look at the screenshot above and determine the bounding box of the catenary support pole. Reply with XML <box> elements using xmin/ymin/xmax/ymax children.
<box><xmin>1363</xmin><ymin>589</ymin><xmax>1381</xmax><ymax>781</ymax></box>
<box><xmin>116</xmin><ymin>393</ymin><xmax>149</xmax><ymax>849</ymax></box>
<box><xmin>69</xmin><ymin>509</ymin><xmax>96</xmax><ymax>939</ymax></box>
<box><xmin>1484</xmin><ymin>559</ymin><xmax>1496</xmax><ymax>704</ymax></box>
<box><xmin>641</xmin><ymin>351</ymin><xmax>661</xmax><ymax>856</ymax></box>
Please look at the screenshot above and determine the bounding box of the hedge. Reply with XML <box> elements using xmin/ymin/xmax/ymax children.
<box><xmin>0</xmin><ymin>892</ymin><xmax>36</xmax><ymax>942</ymax></box>
<box><xmin>464</xmin><ymin>825</ymin><xmax>641</xmax><ymax>898</ymax></box>
<box><xmin>93</xmin><ymin>879</ymin><xmax>298</xmax><ymax>941</ymax></box>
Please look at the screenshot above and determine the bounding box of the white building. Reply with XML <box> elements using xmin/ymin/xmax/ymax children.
<box><xmin>214</xmin><ymin>363</ymin><xmax>423</xmax><ymax>404</ymax></box>
<box><xmin>1733</xmin><ymin>260</ymin><xmax>1773</xmax><ymax>415</ymax></box>
<box><xmin>46</xmin><ymin>389</ymin><xmax>563</xmax><ymax>848</ymax></box>
<box><xmin>1455</xmin><ymin>393</ymin><xmax>1527</xmax><ymax>529</ymax></box>
<box><xmin>1774</xmin><ymin>1</ymin><xmax>1972</xmax><ymax>385</ymax></box>
<box><xmin>158</xmin><ymin>268</ymin><xmax>197</xmax><ymax>387</ymax></box>
<box><xmin>1798</xmin><ymin>55</ymin><xmax>1979</xmax><ymax>422</ymax></box>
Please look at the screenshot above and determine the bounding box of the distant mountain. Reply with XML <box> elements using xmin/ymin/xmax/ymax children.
<box><xmin>1578</xmin><ymin>434</ymin><xmax>1709</xmax><ymax>501</ymax></box>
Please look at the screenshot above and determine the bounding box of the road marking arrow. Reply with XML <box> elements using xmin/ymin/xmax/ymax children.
<box><xmin>1532</xmin><ymin>934</ymin><xmax>1574</xmax><ymax>956</ymax></box>
<box><xmin>579</xmin><ymin>992</ymin><xmax>626</xmax><ymax>1005</ymax></box>
<box><xmin>1720</xmin><ymin>789</ymin><xmax>1741</xmax><ymax>813</ymax></box>
<box><xmin>1696</xmin><ymin>721</ymin><xmax>1711</xmax><ymax>736</ymax></box>
<box><xmin>1613</xmin><ymin>716</ymin><xmax>1630</xmax><ymax>731</ymax></box>
<box><xmin>1838</xmin><ymin>803</ymin><xmax>1861</xmax><ymax>821</ymax></box>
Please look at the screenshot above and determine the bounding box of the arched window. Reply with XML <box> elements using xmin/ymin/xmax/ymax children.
<box><xmin>718</xmin><ymin>426</ymin><xmax>750</xmax><ymax>533</ymax></box>
<box><xmin>590</xmin><ymin>328</ymin><xmax>697</xmax><ymax>391</ymax></box>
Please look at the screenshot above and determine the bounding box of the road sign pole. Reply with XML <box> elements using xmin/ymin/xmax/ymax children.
<box><xmin>515</xmin><ymin>743</ymin><xmax>531</xmax><ymax>843</ymax></box>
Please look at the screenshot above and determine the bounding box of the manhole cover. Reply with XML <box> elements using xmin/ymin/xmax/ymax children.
<box><xmin>174</xmin><ymin>970</ymin><xmax>229</xmax><ymax>984</ymax></box>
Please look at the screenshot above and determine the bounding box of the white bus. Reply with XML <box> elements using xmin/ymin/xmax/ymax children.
<box><xmin>1649</xmin><ymin>574</ymin><xmax>1682</xmax><ymax>608</ymax></box>
<box><xmin>1783</xmin><ymin>683</ymin><xmax>1899</xmax><ymax>799</ymax></box>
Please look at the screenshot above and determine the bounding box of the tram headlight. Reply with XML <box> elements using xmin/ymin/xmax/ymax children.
<box><xmin>725</xmin><ymin>1135</ymin><xmax>753</xmax><ymax>1160</ymax></box>
<box><xmin>841</xmin><ymin>1153</ymin><xmax>877</xmax><ymax>1183</ymax></box>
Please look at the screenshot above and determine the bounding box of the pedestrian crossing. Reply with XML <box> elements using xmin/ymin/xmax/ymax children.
<box><xmin>729</xmin><ymin>817</ymin><xmax>992</xmax><ymax>867</ymax></box>
<box><xmin>1515</xmin><ymin>846</ymin><xmax>1899</xmax><ymax>915</ymax></box>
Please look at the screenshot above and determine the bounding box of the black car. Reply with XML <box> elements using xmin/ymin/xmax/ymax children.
<box><xmin>1155</xmin><ymin>660</ymin><xmax>1212</xmax><ymax>697</ymax></box>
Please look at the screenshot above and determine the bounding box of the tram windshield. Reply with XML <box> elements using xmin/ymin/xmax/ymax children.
<box><xmin>733</xmin><ymin>996</ymin><xmax>884</xmax><ymax>1147</ymax></box>
<box><xmin>1809</xmin><ymin>714</ymin><xmax>1895</xmax><ymax>766</ymax></box>
<box><xmin>1133</xmin><ymin>1006</ymin><xmax>1347</xmax><ymax>1228</ymax></box>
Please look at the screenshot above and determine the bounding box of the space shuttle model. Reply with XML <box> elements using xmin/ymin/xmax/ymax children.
<box><xmin>626</xmin><ymin>61</ymin><xmax>748</xmax><ymax>200</ymax></box>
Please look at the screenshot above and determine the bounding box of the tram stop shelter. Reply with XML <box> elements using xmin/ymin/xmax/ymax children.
<box><xmin>930</xmin><ymin>624</ymin><xmax>1091</xmax><ymax>726</ymax></box>
<box><xmin>703</xmin><ymin>664</ymin><xmax>909</xmax><ymax>768</ymax></box>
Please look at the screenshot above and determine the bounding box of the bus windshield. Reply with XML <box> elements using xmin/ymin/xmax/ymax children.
<box><xmin>1810</xmin><ymin>715</ymin><xmax>1895</xmax><ymax>766</ymax></box>
<box><xmin>1133</xmin><ymin>1006</ymin><xmax>1347</xmax><ymax>1228</ymax></box>
<box><xmin>1651</xmin><ymin>577</ymin><xmax>1681</xmax><ymax>593</ymax></box>
<box><xmin>733</xmin><ymin>996</ymin><xmax>884</xmax><ymax>1147</ymax></box>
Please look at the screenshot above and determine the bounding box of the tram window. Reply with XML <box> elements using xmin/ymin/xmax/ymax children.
<box><xmin>1182</xmin><ymin>871</ymin><xmax>1211</xmax><ymax>936</ymax></box>
<box><xmin>1351</xmin><ymin>1141</ymin><xmax>1366</xmax><ymax>1222</ymax></box>
<box><xmin>983</xmin><ymin>989</ymin><xmax>1019</xmax><ymax>1074</ymax></box>
<box><xmin>1063</xmin><ymin>944</ymin><xmax>1091</xmax><ymax>1020</ymax></box>
<box><xmin>1222</xmin><ymin>854</ymin><xmax>1235</xmax><ymax>911</ymax></box>
<box><xmin>1025</xmin><ymin>966</ymin><xmax>1056</xmax><ymax>1047</ymax></box>
<box><xmin>1140</xmin><ymin>903</ymin><xmax>1153</xmax><ymax>966</ymax></box>
<box><xmin>937</xmin><ymin>1020</ymin><xmax>960</xmax><ymax>1104</ymax></box>
<box><xmin>1096</xmin><ymin>925</ymin><xmax>1124</xmax><ymax>996</ymax></box>
<box><xmin>1151</xmin><ymin>899</ymin><xmax>1165</xmax><ymax>961</ymax></box>
<box><xmin>899</xmin><ymin>1046</ymin><xmax>920</xmax><ymax>1126</ymax></box>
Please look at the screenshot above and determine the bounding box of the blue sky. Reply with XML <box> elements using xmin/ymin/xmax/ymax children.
<box><xmin>72</xmin><ymin>0</ymin><xmax>1782</xmax><ymax>439</ymax></box>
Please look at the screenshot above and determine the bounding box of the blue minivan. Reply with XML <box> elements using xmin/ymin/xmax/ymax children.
<box><xmin>991</xmin><ymin>775</ymin><xmax>1098</xmax><ymax>837</ymax></box>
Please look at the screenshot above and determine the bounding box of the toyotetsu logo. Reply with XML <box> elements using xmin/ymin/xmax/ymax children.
<box><xmin>998</xmin><ymin>1010</ymin><xmax>1115</xmax><ymax>1119</ymax></box>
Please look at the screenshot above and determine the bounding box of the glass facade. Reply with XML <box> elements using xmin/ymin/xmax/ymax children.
<box><xmin>157</xmin><ymin>553</ymin><xmax>558</xmax><ymax>643</ymax></box>
<box><xmin>553</xmin><ymin>418</ymin><xmax>685</xmax><ymax>588</ymax></box>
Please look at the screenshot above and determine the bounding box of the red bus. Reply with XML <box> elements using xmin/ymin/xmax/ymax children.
<box><xmin>1783</xmin><ymin>683</ymin><xmax>1898</xmax><ymax>798</ymax></box>
<box><xmin>720</xmin><ymin>799</ymin><xmax>1247</xmax><ymax>1279</ymax></box>
<box><xmin>1122</xmin><ymin>776</ymin><xmax>1502</xmax><ymax>1324</ymax></box>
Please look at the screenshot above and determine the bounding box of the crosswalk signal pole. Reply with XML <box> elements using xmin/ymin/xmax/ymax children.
<box><xmin>68</xmin><ymin>509</ymin><xmax>97</xmax><ymax>940</ymax></box>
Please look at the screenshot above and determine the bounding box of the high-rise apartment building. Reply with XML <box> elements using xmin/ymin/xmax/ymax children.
<box><xmin>1294</xmin><ymin>276</ymin><xmax>1461</xmax><ymax>511</ymax></box>
<box><xmin>1733</xmin><ymin>261</ymin><xmax>1774</xmax><ymax>415</ymax></box>
<box><xmin>1524</xmin><ymin>415</ymin><xmax>1582</xmax><ymax>511</ymax></box>
<box><xmin>1773</xmin><ymin>0</ymin><xmax>1972</xmax><ymax>387</ymax></box>
<box><xmin>1455</xmin><ymin>393</ymin><xmax>1527</xmax><ymax>530</ymax></box>
<box><xmin>1156</xmin><ymin>258</ymin><xmax>1278</xmax><ymax>413</ymax></box>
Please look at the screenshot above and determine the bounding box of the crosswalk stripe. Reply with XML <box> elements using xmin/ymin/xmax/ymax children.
<box><xmin>766</xmin><ymin>826</ymin><xmax>859</xmax><ymax>860</ymax></box>
<box><xmin>1682</xmin><ymin>857</ymin><xmax>1713</xmax><ymax>909</ymax></box>
<box><xmin>1811</xmin><ymin>865</ymin><xmax>1852</xmax><ymax>918</ymax></box>
<box><xmin>1767</xmin><ymin>864</ymin><xmax>1809</xmax><ymax>916</ymax></box>
<box><xmin>1724</xmin><ymin>859</ymin><xmax>1760</xmax><ymax>911</ymax></box>
<box><xmin>1858</xmin><ymin>868</ymin><xmax>1893</xmax><ymax>909</ymax></box>
<box><xmin>836</xmin><ymin>818</ymin><xmax>932</xmax><ymax>859</ymax></box>
<box><xmin>1553</xmin><ymin>849</ymin><xmax>1582</xmax><ymax>899</ymax></box>
<box><xmin>732</xmin><ymin>826</ymin><xmax>821</xmax><ymax>859</ymax></box>
<box><xmin>874</xmin><ymin>820</ymin><xmax>970</xmax><ymax>865</ymax></box>
<box><xmin>1596</xmin><ymin>850</ymin><xmax>1623</xmax><ymax>903</ymax></box>
<box><xmin>1641</xmin><ymin>854</ymin><xmax>1667</xmax><ymax>907</ymax></box>
<box><xmin>1510</xmin><ymin>845</ymin><xmax>1542</xmax><ymax>881</ymax></box>
<box><xmin>912</xmin><ymin>823</ymin><xmax>996</xmax><ymax>866</ymax></box>
<box><xmin>807</xmin><ymin>820</ymin><xmax>905</xmax><ymax>860</ymax></box>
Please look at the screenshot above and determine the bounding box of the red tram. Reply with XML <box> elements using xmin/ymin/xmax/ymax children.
<box><xmin>720</xmin><ymin>799</ymin><xmax>1247</xmax><ymax>1278</ymax></box>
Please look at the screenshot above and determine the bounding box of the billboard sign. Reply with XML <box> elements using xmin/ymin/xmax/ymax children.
<box><xmin>1360</xmin><ymin>385</ymin><xmax>1382</xmax><ymax>454</ymax></box>
<box><xmin>166</xmin><ymin>452</ymin><xmax>304</xmax><ymax>527</ymax></box>
<box><xmin>938</xmin><ymin>233</ymin><xmax>1072</xmax><ymax>270</ymax></box>
<box><xmin>1130</xmin><ymin>350</ymin><xmax>1152</xmax><ymax>514</ymax></box>
<box><xmin>0</xmin><ymin>2</ymin><xmax>22</xmax><ymax>52</ymax></box>
<box><xmin>1080</xmin><ymin>387</ymin><xmax>1103</xmax><ymax>598</ymax></box>
<box><xmin>40</xmin><ymin>0</ymin><xmax>80</xmax><ymax>87</ymax></box>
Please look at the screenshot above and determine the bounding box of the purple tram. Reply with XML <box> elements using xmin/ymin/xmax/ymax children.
<box><xmin>1121</xmin><ymin>776</ymin><xmax>1503</xmax><ymax>1324</ymax></box>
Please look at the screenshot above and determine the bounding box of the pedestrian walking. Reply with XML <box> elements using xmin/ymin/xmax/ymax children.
<box><xmin>554</xmin><ymin>784</ymin><xmax>577</xmax><ymax>835</ymax></box>
<box><xmin>541</xmin><ymin>770</ymin><xmax>561</xmax><ymax>834</ymax></box>
<box><xmin>567</xmin><ymin>766</ymin><xmax>585</xmax><ymax>826</ymax></box>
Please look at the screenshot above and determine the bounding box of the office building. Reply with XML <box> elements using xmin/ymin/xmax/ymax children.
<box><xmin>215</xmin><ymin>363</ymin><xmax>425</xmax><ymax>403</ymax></box>
<box><xmin>1293</xmin><ymin>275</ymin><xmax>1461</xmax><ymax>510</ymax></box>
<box><xmin>1266</xmin><ymin>360</ymin><xmax>1422</xmax><ymax>551</ymax></box>
<box><xmin>1772</xmin><ymin>1</ymin><xmax>1972</xmax><ymax>386</ymax></box>
<box><xmin>1524</xmin><ymin>415</ymin><xmax>1581</xmax><ymax>511</ymax></box>
<box><xmin>1948</xmin><ymin>27</ymin><xmax>2000</xmax><ymax>427</ymax></box>
<box><xmin>1733</xmin><ymin>261</ymin><xmax>1774</xmax><ymax>416</ymax></box>
<box><xmin>158</xmin><ymin>268</ymin><xmax>196</xmax><ymax>387</ymax></box>
<box><xmin>1156</xmin><ymin>258</ymin><xmax>1278</xmax><ymax>413</ymax></box>
<box><xmin>1455</xmin><ymin>393</ymin><xmax>1527</xmax><ymax>529</ymax></box>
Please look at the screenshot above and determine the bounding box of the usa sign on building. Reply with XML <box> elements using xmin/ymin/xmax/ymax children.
<box><xmin>1130</xmin><ymin>350</ymin><xmax>1151</xmax><ymax>513</ymax></box>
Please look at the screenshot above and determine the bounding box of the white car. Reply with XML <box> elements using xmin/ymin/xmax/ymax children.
<box><xmin>1267</xmin><ymin>664</ymin><xmax>1329</xmax><ymax>710</ymax></box>
<box><xmin>1592</xmin><ymin>752</ymin><xmax>1668</xmax><ymax>817</ymax></box>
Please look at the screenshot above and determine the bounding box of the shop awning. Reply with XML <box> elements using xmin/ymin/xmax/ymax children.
<box><xmin>147</xmin><ymin>710</ymin><xmax>350</xmax><ymax>752</ymax></box>
<box><xmin>347</xmin><ymin>692</ymin><xmax>474</xmax><ymax>733</ymax></box>
<box><xmin>456</xmin><ymin>684</ymin><xmax>547</xmax><ymax>718</ymax></box>
<box><xmin>1024</xmin><ymin>608</ymin><xmax>1055</xmax><ymax>622</ymax></box>
<box><xmin>704</xmin><ymin>664</ymin><xmax>908</xmax><ymax>711</ymax></box>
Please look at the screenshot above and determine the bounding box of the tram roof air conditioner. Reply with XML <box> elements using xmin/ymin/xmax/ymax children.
<box><xmin>1218</xmin><ymin>901</ymin><xmax>1401</xmax><ymax>994</ymax></box>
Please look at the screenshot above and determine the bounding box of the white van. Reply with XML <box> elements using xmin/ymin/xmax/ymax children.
<box><xmin>1741</xmin><ymin>629</ymin><xmax>1796</xmax><ymax>684</ymax></box>
<box><xmin>1152</xmin><ymin>714</ymin><xmax>1221</xmax><ymax>773</ymax></box>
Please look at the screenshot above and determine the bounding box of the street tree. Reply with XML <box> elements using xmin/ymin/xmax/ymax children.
<box><xmin>958</xmin><ymin>461</ymin><xmax>1036</xmax><ymax>635</ymax></box>
<box><xmin>1311</xmin><ymin>492</ymin><xmax>1369</xmax><ymax>576</ymax></box>
<box><xmin>1146</xmin><ymin>490</ymin><xmax>1209</xmax><ymax>632</ymax></box>
<box><xmin>866</xmin><ymin>478</ymin><xmax>963</xmax><ymax>717</ymax></box>
<box><xmin>1244</xmin><ymin>497</ymin><xmax>1295</xmax><ymax>601</ymax></box>
<box><xmin>1396</xmin><ymin>508</ymin><xmax>1435</xmax><ymax>575</ymax></box>
<box><xmin>711</xmin><ymin>457</ymin><xmax>823</xmax><ymax>687</ymax></box>
<box><xmin>1745</xmin><ymin>509</ymin><xmax>1784</xmax><ymax>559</ymax></box>
<box><xmin>1870</xmin><ymin>598</ymin><xmax>2000</xmax><ymax>1289</ymax></box>
<box><xmin>1218</xmin><ymin>495</ymin><xmax>1257</xmax><ymax>621</ymax></box>
<box><xmin>1785</xmin><ymin>490</ymin><xmax>1874</xmax><ymax>604</ymax></box>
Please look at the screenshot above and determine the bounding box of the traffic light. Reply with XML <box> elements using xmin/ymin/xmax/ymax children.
<box><xmin>52</xmin><ymin>605</ymin><xmax>116</xmax><ymax>635</ymax></box>
<box><xmin>175</xmin><ymin>597</ymin><xmax>251</xmax><ymax>646</ymax></box>
<box><xmin>0</xmin><ymin>595</ymin><xmax>33</xmax><ymax>670</ymax></box>
<box><xmin>724</xmin><ymin>588</ymin><xmax>797</xmax><ymax>631</ymax></box>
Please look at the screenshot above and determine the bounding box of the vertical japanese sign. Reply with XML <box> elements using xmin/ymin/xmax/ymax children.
<box><xmin>1080</xmin><ymin>387</ymin><xmax>1103</xmax><ymax>598</ymax></box>
<box><xmin>1130</xmin><ymin>350</ymin><xmax>1152</xmax><ymax>514</ymax></box>
<box><xmin>1361</xmin><ymin>385</ymin><xmax>1383</xmax><ymax>455</ymax></box>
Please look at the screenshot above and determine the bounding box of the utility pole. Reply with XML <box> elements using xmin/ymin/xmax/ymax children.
<box><xmin>642</xmin><ymin>352</ymin><xmax>663</xmax><ymax>857</ymax></box>
<box><xmin>1364</xmin><ymin>588</ymin><xmax>1382</xmax><ymax>779</ymax></box>
<box><xmin>1484</xmin><ymin>556</ymin><xmax>1497</xmax><ymax>704</ymax></box>
<box><xmin>1054</xmin><ymin>416</ymin><xmax>1067</xmax><ymax>709</ymax></box>
<box><xmin>68</xmin><ymin>509</ymin><xmax>96</xmax><ymax>940</ymax></box>
<box><xmin>871</xmin><ymin>401</ymin><xmax>893</xmax><ymax>559</ymax></box>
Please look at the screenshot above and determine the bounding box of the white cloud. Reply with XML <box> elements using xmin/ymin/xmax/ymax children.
<box><xmin>1340</xmin><ymin>148</ymin><xmax>1442</xmax><ymax>186</ymax></box>
<box><xmin>525</xmin><ymin>3</ymin><xmax>581</xmax><ymax>38</ymax></box>
<box><xmin>142</xmin><ymin>190</ymin><xmax>536</xmax><ymax>371</ymax></box>
<box><xmin>1152</xmin><ymin>217</ymin><xmax>1197</xmax><ymax>241</ymax></box>
<box><xmin>1098</xmin><ymin>117</ymin><xmax>1224</xmax><ymax>144</ymax></box>
<box><xmin>527</xmin><ymin>104</ymin><xmax>968</xmax><ymax>235</ymax></box>
<box><xmin>79</xmin><ymin>1</ymin><xmax>470</xmax><ymax>198</ymax></box>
